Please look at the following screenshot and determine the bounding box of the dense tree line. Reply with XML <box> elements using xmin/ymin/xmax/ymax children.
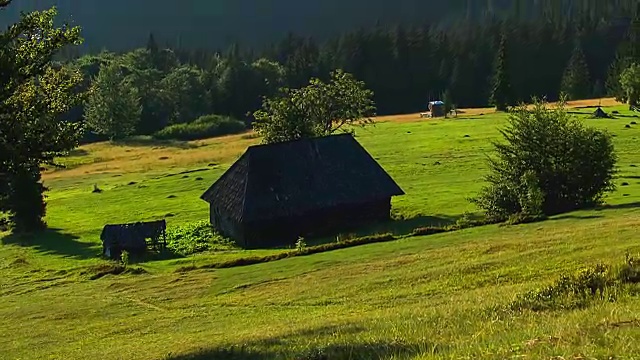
<box><xmin>3</xmin><ymin>1</ymin><xmax>640</xmax><ymax>51</ymax></box>
<box><xmin>59</xmin><ymin>1</ymin><xmax>640</xmax><ymax>140</ymax></box>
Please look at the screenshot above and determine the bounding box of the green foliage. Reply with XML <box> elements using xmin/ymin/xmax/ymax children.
<box><xmin>153</xmin><ymin>114</ymin><xmax>246</xmax><ymax>141</ymax></box>
<box><xmin>490</xmin><ymin>34</ymin><xmax>515</xmax><ymax>111</ymax></box>
<box><xmin>0</xmin><ymin>4</ymin><xmax>85</xmax><ymax>232</ymax></box>
<box><xmin>295</xmin><ymin>237</ymin><xmax>307</xmax><ymax>252</ymax></box>
<box><xmin>510</xmin><ymin>263</ymin><xmax>616</xmax><ymax>312</ymax></box>
<box><xmin>620</xmin><ymin>62</ymin><xmax>640</xmax><ymax>109</ymax></box>
<box><xmin>166</xmin><ymin>221</ymin><xmax>236</xmax><ymax>256</ymax></box>
<box><xmin>253</xmin><ymin>69</ymin><xmax>376</xmax><ymax>144</ymax></box>
<box><xmin>618</xmin><ymin>252</ymin><xmax>640</xmax><ymax>284</ymax></box>
<box><xmin>251</xmin><ymin>58</ymin><xmax>286</xmax><ymax>96</ymax></box>
<box><xmin>216</xmin><ymin>58</ymin><xmax>266</xmax><ymax>120</ymax></box>
<box><xmin>120</xmin><ymin>250</ymin><xmax>130</xmax><ymax>266</ymax></box>
<box><xmin>472</xmin><ymin>98</ymin><xmax>617</xmax><ymax>221</ymax></box>
<box><xmin>560</xmin><ymin>41</ymin><xmax>591</xmax><ymax>100</ymax></box>
<box><xmin>161</xmin><ymin>65</ymin><xmax>210</xmax><ymax>125</ymax></box>
<box><xmin>84</xmin><ymin>61</ymin><xmax>142</xmax><ymax>140</ymax></box>
<box><xmin>118</xmin><ymin>48</ymin><xmax>170</xmax><ymax>134</ymax></box>
<box><xmin>511</xmin><ymin>255</ymin><xmax>640</xmax><ymax>312</ymax></box>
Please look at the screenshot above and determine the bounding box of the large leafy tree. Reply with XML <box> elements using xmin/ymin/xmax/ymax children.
<box><xmin>119</xmin><ymin>48</ymin><xmax>169</xmax><ymax>134</ymax></box>
<box><xmin>0</xmin><ymin>2</ymin><xmax>85</xmax><ymax>232</ymax></box>
<box><xmin>620</xmin><ymin>63</ymin><xmax>640</xmax><ymax>110</ymax></box>
<box><xmin>473</xmin><ymin>98</ymin><xmax>617</xmax><ymax>222</ymax></box>
<box><xmin>84</xmin><ymin>62</ymin><xmax>142</xmax><ymax>140</ymax></box>
<box><xmin>160</xmin><ymin>65</ymin><xmax>209</xmax><ymax>125</ymax></box>
<box><xmin>253</xmin><ymin>69</ymin><xmax>376</xmax><ymax>144</ymax></box>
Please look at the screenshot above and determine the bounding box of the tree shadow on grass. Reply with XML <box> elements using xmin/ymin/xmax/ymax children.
<box><xmin>352</xmin><ymin>213</ymin><xmax>481</xmax><ymax>238</ymax></box>
<box><xmin>305</xmin><ymin>214</ymin><xmax>474</xmax><ymax>248</ymax></box>
<box><xmin>64</xmin><ymin>148</ymin><xmax>90</xmax><ymax>157</ymax></box>
<box><xmin>550</xmin><ymin>214</ymin><xmax>604</xmax><ymax>221</ymax></box>
<box><xmin>595</xmin><ymin>201</ymin><xmax>640</xmax><ymax>211</ymax></box>
<box><xmin>112</xmin><ymin>136</ymin><xmax>199</xmax><ymax>149</ymax></box>
<box><xmin>165</xmin><ymin>324</ymin><xmax>439</xmax><ymax>360</ymax></box>
<box><xmin>1</xmin><ymin>228</ymin><xmax>99</xmax><ymax>260</ymax></box>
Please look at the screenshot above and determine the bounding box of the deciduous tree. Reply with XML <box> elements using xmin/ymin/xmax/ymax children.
<box><xmin>620</xmin><ymin>62</ymin><xmax>640</xmax><ymax>109</ymax></box>
<box><xmin>85</xmin><ymin>62</ymin><xmax>142</xmax><ymax>139</ymax></box>
<box><xmin>0</xmin><ymin>2</ymin><xmax>85</xmax><ymax>232</ymax></box>
<box><xmin>253</xmin><ymin>70</ymin><xmax>376</xmax><ymax>144</ymax></box>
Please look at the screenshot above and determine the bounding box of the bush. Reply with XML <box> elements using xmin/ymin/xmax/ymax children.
<box><xmin>472</xmin><ymin>98</ymin><xmax>617</xmax><ymax>221</ymax></box>
<box><xmin>511</xmin><ymin>263</ymin><xmax>615</xmax><ymax>312</ymax></box>
<box><xmin>510</xmin><ymin>254</ymin><xmax>640</xmax><ymax>312</ymax></box>
<box><xmin>166</xmin><ymin>221</ymin><xmax>237</xmax><ymax>256</ymax></box>
<box><xmin>154</xmin><ymin>114</ymin><xmax>246</xmax><ymax>141</ymax></box>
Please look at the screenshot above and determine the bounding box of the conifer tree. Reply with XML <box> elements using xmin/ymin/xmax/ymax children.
<box><xmin>146</xmin><ymin>32</ymin><xmax>159</xmax><ymax>54</ymax></box>
<box><xmin>561</xmin><ymin>40</ymin><xmax>591</xmax><ymax>100</ymax></box>
<box><xmin>490</xmin><ymin>33</ymin><xmax>514</xmax><ymax>111</ymax></box>
<box><xmin>607</xmin><ymin>3</ymin><xmax>640</xmax><ymax>99</ymax></box>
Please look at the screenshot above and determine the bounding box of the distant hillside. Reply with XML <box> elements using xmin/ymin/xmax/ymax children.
<box><xmin>0</xmin><ymin>0</ymin><xmax>472</xmax><ymax>52</ymax></box>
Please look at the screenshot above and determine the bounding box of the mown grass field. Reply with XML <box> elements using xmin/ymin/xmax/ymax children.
<box><xmin>1</xmin><ymin>99</ymin><xmax>640</xmax><ymax>359</ymax></box>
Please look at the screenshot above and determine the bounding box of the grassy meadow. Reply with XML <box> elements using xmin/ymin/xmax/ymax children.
<box><xmin>1</xmin><ymin>99</ymin><xmax>640</xmax><ymax>359</ymax></box>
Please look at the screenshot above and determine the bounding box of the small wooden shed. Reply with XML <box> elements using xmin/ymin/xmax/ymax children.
<box><xmin>429</xmin><ymin>101</ymin><xmax>446</xmax><ymax>117</ymax></box>
<box><xmin>200</xmin><ymin>134</ymin><xmax>405</xmax><ymax>249</ymax></box>
<box><xmin>100</xmin><ymin>220</ymin><xmax>167</xmax><ymax>260</ymax></box>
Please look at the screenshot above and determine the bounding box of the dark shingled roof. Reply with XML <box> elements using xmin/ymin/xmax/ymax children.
<box><xmin>201</xmin><ymin>134</ymin><xmax>405</xmax><ymax>222</ymax></box>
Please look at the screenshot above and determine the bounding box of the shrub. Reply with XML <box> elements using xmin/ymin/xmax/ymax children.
<box><xmin>295</xmin><ymin>237</ymin><xmax>307</xmax><ymax>252</ymax></box>
<box><xmin>166</xmin><ymin>221</ymin><xmax>236</xmax><ymax>256</ymax></box>
<box><xmin>154</xmin><ymin>114</ymin><xmax>246</xmax><ymax>141</ymax></box>
<box><xmin>120</xmin><ymin>250</ymin><xmax>130</xmax><ymax>266</ymax></box>
<box><xmin>472</xmin><ymin>98</ymin><xmax>617</xmax><ymax>221</ymax></box>
<box><xmin>511</xmin><ymin>255</ymin><xmax>640</xmax><ymax>312</ymax></box>
<box><xmin>618</xmin><ymin>253</ymin><xmax>640</xmax><ymax>284</ymax></box>
<box><xmin>510</xmin><ymin>263</ymin><xmax>615</xmax><ymax>312</ymax></box>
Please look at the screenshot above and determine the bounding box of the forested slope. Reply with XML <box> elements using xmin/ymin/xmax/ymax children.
<box><xmin>2</xmin><ymin>0</ymin><xmax>637</xmax><ymax>51</ymax></box>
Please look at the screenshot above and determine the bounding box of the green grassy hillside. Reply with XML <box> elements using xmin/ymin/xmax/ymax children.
<box><xmin>1</xmin><ymin>101</ymin><xmax>640</xmax><ymax>359</ymax></box>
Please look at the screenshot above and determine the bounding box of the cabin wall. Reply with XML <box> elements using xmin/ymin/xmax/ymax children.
<box><xmin>210</xmin><ymin>204</ymin><xmax>246</xmax><ymax>247</ymax></box>
<box><xmin>241</xmin><ymin>198</ymin><xmax>393</xmax><ymax>249</ymax></box>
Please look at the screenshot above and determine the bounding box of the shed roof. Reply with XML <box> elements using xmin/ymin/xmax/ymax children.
<box><xmin>201</xmin><ymin>134</ymin><xmax>405</xmax><ymax>223</ymax></box>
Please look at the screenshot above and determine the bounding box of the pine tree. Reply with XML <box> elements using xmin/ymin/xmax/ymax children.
<box><xmin>146</xmin><ymin>32</ymin><xmax>159</xmax><ymax>54</ymax></box>
<box><xmin>490</xmin><ymin>33</ymin><xmax>514</xmax><ymax>111</ymax></box>
<box><xmin>606</xmin><ymin>2</ymin><xmax>640</xmax><ymax>99</ymax></box>
<box><xmin>560</xmin><ymin>40</ymin><xmax>591</xmax><ymax>100</ymax></box>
